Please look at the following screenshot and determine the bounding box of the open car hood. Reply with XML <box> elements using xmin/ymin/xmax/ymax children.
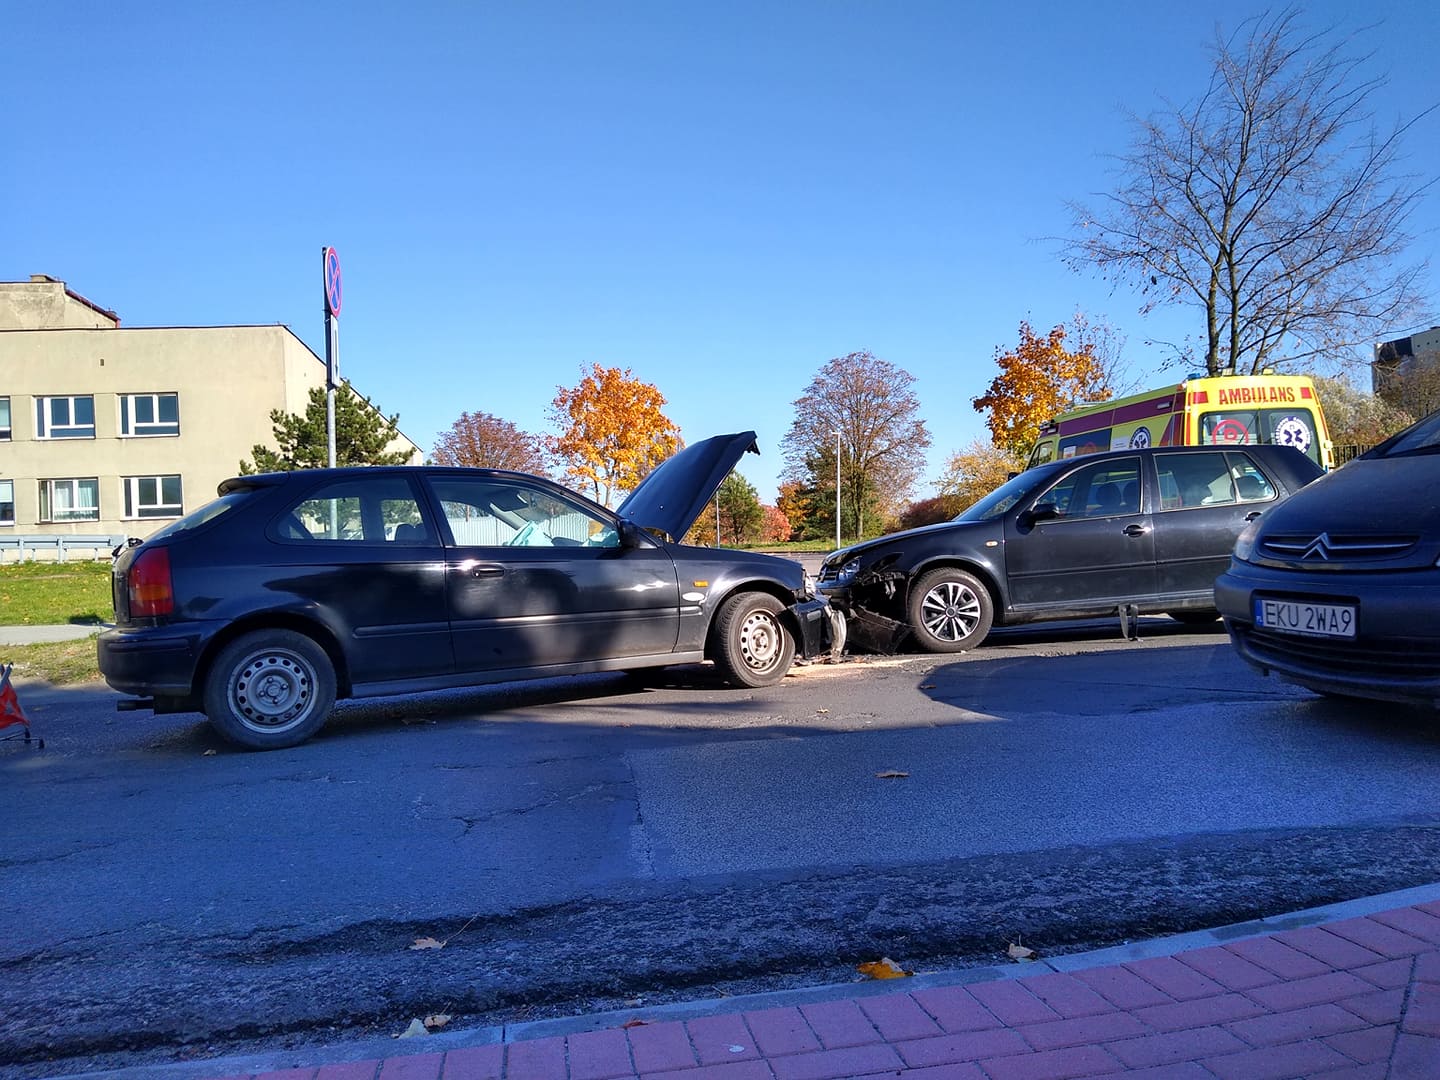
<box><xmin>616</xmin><ymin>431</ymin><xmax>759</xmax><ymax>541</ymax></box>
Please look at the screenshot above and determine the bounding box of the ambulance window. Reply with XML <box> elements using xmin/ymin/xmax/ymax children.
<box><xmin>1029</xmin><ymin>442</ymin><xmax>1056</xmax><ymax>468</ymax></box>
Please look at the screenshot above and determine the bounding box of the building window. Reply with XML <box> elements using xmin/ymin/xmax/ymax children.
<box><xmin>123</xmin><ymin>475</ymin><xmax>183</xmax><ymax>519</ymax></box>
<box><xmin>0</xmin><ymin>480</ymin><xmax>13</xmax><ymax>526</ymax></box>
<box><xmin>35</xmin><ymin>395</ymin><xmax>96</xmax><ymax>439</ymax></box>
<box><xmin>0</xmin><ymin>397</ymin><xmax>10</xmax><ymax>440</ymax></box>
<box><xmin>120</xmin><ymin>392</ymin><xmax>180</xmax><ymax>437</ymax></box>
<box><xmin>39</xmin><ymin>478</ymin><xmax>100</xmax><ymax>522</ymax></box>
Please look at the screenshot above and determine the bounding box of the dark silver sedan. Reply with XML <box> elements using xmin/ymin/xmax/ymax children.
<box><xmin>1216</xmin><ymin>408</ymin><xmax>1440</xmax><ymax>708</ymax></box>
<box><xmin>820</xmin><ymin>445</ymin><xmax>1322</xmax><ymax>652</ymax></box>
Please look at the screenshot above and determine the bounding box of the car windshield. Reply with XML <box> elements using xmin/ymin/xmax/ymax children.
<box><xmin>955</xmin><ymin>469</ymin><xmax>1046</xmax><ymax>522</ymax></box>
<box><xmin>1372</xmin><ymin>409</ymin><xmax>1440</xmax><ymax>457</ymax></box>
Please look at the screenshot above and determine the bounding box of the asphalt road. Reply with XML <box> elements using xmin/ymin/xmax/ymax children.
<box><xmin>4</xmin><ymin>618</ymin><xmax>1440</xmax><ymax>1077</ymax></box>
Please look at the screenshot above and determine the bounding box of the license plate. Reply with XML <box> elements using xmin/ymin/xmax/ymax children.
<box><xmin>1254</xmin><ymin>597</ymin><xmax>1356</xmax><ymax>639</ymax></box>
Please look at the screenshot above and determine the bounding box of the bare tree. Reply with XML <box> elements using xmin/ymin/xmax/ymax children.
<box><xmin>432</xmin><ymin>411</ymin><xmax>549</xmax><ymax>474</ymax></box>
<box><xmin>782</xmin><ymin>351</ymin><xmax>931</xmax><ymax>540</ymax></box>
<box><xmin>1065</xmin><ymin>8</ymin><xmax>1433</xmax><ymax>376</ymax></box>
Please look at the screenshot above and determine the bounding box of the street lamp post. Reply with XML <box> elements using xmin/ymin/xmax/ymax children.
<box><xmin>833</xmin><ymin>430</ymin><xmax>842</xmax><ymax>549</ymax></box>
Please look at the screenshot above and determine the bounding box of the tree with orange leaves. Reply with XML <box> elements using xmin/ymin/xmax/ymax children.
<box><xmin>549</xmin><ymin>364</ymin><xmax>682</xmax><ymax>508</ymax></box>
<box><xmin>971</xmin><ymin>317</ymin><xmax>1117</xmax><ymax>457</ymax></box>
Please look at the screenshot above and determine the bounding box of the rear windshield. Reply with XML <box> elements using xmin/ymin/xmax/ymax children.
<box><xmin>139</xmin><ymin>491</ymin><xmax>252</xmax><ymax>543</ymax></box>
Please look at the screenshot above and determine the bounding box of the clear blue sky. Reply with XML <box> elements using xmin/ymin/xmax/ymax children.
<box><xmin>6</xmin><ymin>2</ymin><xmax>1438</xmax><ymax>503</ymax></box>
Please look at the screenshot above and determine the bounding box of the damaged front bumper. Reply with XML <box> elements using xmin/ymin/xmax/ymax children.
<box><xmin>817</xmin><ymin>575</ymin><xmax>908</xmax><ymax>654</ymax></box>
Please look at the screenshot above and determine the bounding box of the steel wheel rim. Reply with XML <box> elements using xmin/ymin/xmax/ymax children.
<box><xmin>920</xmin><ymin>581</ymin><xmax>981</xmax><ymax>642</ymax></box>
<box><xmin>229</xmin><ymin>648</ymin><xmax>317</xmax><ymax>734</ymax></box>
<box><xmin>738</xmin><ymin>609</ymin><xmax>785</xmax><ymax>675</ymax></box>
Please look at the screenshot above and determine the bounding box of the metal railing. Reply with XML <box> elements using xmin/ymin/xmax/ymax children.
<box><xmin>0</xmin><ymin>534</ymin><xmax>125</xmax><ymax>563</ymax></box>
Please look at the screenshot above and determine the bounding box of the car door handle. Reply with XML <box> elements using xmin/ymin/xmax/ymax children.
<box><xmin>1245</xmin><ymin>511</ymin><xmax>1263</xmax><ymax>522</ymax></box>
<box><xmin>470</xmin><ymin>565</ymin><xmax>505</xmax><ymax>578</ymax></box>
<box><xmin>1122</xmin><ymin>524</ymin><xmax>1148</xmax><ymax>537</ymax></box>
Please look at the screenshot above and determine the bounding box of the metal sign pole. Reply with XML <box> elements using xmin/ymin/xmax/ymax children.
<box><xmin>325</xmin><ymin>310</ymin><xmax>337</xmax><ymax>469</ymax></box>
<box><xmin>322</xmin><ymin>247</ymin><xmax>343</xmax><ymax>469</ymax></box>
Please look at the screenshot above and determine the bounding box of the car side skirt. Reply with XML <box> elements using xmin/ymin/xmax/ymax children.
<box><xmin>352</xmin><ymin>651</ymin><xmax>706</xmax><ymax>698</ymax></box>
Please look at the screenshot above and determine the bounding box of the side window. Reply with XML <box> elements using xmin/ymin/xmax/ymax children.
<box><xmin>1035</xmin><ymin>457</ymin><xmax>1141</xmax><ymax>520</ymax></box>
<box><xmin>119</xmin><ymin>392</ymin><xmax>180</xmax><ymax>437</ymax></box>
<box><xmin>0</xmin><ymin>396</ymin><xmax>10</xmax><ymax>440</ymax></box>
<box><xmin>1058</xmin><ymin>429</ymin><xmax>1112</xmax><ymax>461</ymax></box>
<box><xmin>123</xmin><ymin>475</ymin><xmax>184</xmax><ymax>518</ymax></box>
<box><xmin>36</xmin><ymin>395</ymin><xmax>95</xmax><ymax>439</ymax></box>
<box><xmin>39</xmin><ymin>478</ymin><xmax>100</xmax><ymax>521</ymax></box>
<box><xmin>281</xmin><ymin>477</ymin><xmax>427</xmax><ymax>543</ymax></box>
<box><xmin>1228</xmin><ymin>453</ymin><xmax>1276</xmax><ymax>502</ymax></box>
<box><xmin>0</xmin><ymin>479</ymin><xmax>13</xmax><ymax>525</ymax></box>
<box><xmin>427</xmin><ymin>477</ymin><xmax>617</xmax><ymax>548</ymax></box>
<box><xmin>1156</xmin><ymin>453</ymin><xmax>1236</xmax><ymax>511</ymax></box>
<box><xmin>1028</xmin><ymin>441</ymin><xmax>1056</xmax><ymax>468</ymax></box>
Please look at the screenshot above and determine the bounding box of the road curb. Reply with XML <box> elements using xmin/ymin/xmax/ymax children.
<box><xmin>57</xmin><ymin>879</ymin><xmax>1440</xmax><ymax>1079</ymax></box>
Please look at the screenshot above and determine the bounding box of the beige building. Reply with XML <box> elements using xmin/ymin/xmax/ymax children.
<box><xmin>0</xmin><ymin>275</ymin><xmax>421</xmax><ymax>553</ymax></box>
<box><xmin>1373</xmin><ymin>326</ymin><xmax>1440</xmax><ymax>392</ymax></box>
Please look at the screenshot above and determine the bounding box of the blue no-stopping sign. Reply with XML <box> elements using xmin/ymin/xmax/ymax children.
<box><xmin>323</xmin><ymin>247</ymin><xmax>342</xmax><ymax>317</ymax></box>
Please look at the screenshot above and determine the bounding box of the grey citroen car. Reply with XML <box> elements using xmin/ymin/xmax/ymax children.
<box><xmin>98</xmin><ymin>432</ymin><xmax>834</xmax><ymax>749</ymax></box>
<box><xmin>1216</xmin><ymin>408</ymin><xmax>1440</xmax><ymax>708</ymax></box>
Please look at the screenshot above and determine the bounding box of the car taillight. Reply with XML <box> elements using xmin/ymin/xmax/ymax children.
<box><xmin>129</xmin><ymin>547</ymin><xmax>175</xmax><ymax>617</ymax></box>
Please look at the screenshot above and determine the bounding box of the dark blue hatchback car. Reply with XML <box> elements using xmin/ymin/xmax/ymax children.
<box><xmin>98</xmin><ymin>433</ymin><xmax>834</xmax><ymax>750</ymax></box>
<box><xmin>1216</xmin><ymin>408</ymin><xmax>1440</xmax><ymax>708</ymax></box>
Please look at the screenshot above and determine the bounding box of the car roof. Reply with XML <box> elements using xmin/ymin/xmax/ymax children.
<box><xmin>216</xmin><ymin>464</ymin><xmax>551</xmax><ymax>496</ymax></box>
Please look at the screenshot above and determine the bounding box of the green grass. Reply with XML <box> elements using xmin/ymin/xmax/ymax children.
<box><xmin>0</xmin><ymin>561</ymin><xmax>113</xmax><ymax>626</ymax></box>
<box><xmin>2</xmin><ymin>637</ymin><xmax>102</xmax><ymax>685</ymax></box>
<box><xmin>0</xmin><ymin>562</ymin><xmax>111</xmax><ymax>684</ymax></box>
<box><xmin>739</xmin><ymin>539</ymin><xmax>840</xmax><ymax>553</ymax></box>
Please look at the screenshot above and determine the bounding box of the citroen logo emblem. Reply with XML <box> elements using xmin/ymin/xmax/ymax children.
<box><xmin>1300</xmin><ymin>533</ymin><xmax>1332</xmax><ymax>561</ymax></box>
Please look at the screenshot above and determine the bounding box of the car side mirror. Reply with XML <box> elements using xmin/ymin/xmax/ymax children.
<box><xmin>1021</xmin><ymin>502</ymin><xmax>1061</xmax><ymax>527</ymax></box>
<box><xmin>617</xmin><ymin>520</ymin><xmax>643</xmax><ymax>549</ymax></box>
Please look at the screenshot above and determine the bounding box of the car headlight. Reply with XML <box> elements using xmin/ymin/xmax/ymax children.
<box><xmin>832</xmin><ymin>557</ymin><xmax>863</xmax><ymax>584</ymax></box>
<box><xmin>1233</xmin><ymin>517</ymin><xmax>1262</xmax><ymax>563</ymax></box>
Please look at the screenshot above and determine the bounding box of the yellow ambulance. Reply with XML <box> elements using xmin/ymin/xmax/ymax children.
<box><xmin>1027</xmin><ymin>373</ymin><xmax>1335</xmax><ymax>471</ymax></box>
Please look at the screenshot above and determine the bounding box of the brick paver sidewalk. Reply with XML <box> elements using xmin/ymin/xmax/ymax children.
<box><xmin>205</xmin><ymin>903</ymin><xmax>1440</xmax><ymax>1080</ymax></box>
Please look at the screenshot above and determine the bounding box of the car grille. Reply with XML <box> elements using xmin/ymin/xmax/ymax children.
<box><xmin>1258</xmin><ymin>533</ymin><xmax>1417</xmax><ymax>563</ymax></box>
<box><xmin>817</xmin><ymin>566</ymin><xmax>839</xmax><ymax>583</ymax></box>
<box><xmin>1241</xmin><ymin>626</ymin><xmax>1440</xmax><ymax>678</ymax></box>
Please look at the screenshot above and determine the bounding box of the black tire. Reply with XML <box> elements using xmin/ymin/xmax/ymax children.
<box><xmin>709</xmin><ymin>592</ymin><xmax>796</xmax><ymax>688</ymax></box>
<box><xmin>906</xmin><ymin>568</ymin><xmax>993</xmax><ymax>653</ymax></box>
<box><xmin>202</xmin><ymin>630</ymin><xmax>336</xmax><ymax>750</ymax></box>
<box><xmin>1167</xmin><ymin>609</ymin><xmax>1221</xmax><ymax>626</ymax></box>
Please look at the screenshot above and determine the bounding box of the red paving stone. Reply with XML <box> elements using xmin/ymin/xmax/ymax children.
<box><xmin>208</xmin><ymin>901</ymin><xmax>1440</xmax><ymax>1079</ymax></box>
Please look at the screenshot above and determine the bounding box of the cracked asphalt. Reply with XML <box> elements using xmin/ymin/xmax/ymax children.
<box><xmin>4</xmin><ymin>618</ymin><xmax>1440</xmax><ymax>1077</ymax></box>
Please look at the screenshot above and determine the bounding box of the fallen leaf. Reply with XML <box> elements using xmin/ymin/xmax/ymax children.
<box><xmin>875</xmin><ymin>770</ymin><xmax>909</xmax><ymax>779</ymax></box>
<box><xmin>815</xmin><ymin>707</ymin><xmax>830</xmax><ymax>714</ymax></box>
<box><xmin>857</xmin><ymin>957</ymin><xmax>912</xmax><ymax>979</ymax></box>
<box><xmin>423</xmin><ymin>1013</ymin><xmax>451</xmax><ymax>1030</ymax></box>
<box><xmin>621</xmin><ymin>1018</ymin><xmax>648</xmax><ymax>1029</ymax></box>
<box><xmin>1007</xmin><ymin>942</ymin><xmax>1037</xmax><ymax>962</ymax></box>
<box><xmin>410</xmin><ymin>936</ymin><xmax>444</xmax><ymax>951</ymax></box>
<box><xmin>396</xmin><ymin>1018</ymin><xmax>428</xmax><ymax>1038</ymax></box>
